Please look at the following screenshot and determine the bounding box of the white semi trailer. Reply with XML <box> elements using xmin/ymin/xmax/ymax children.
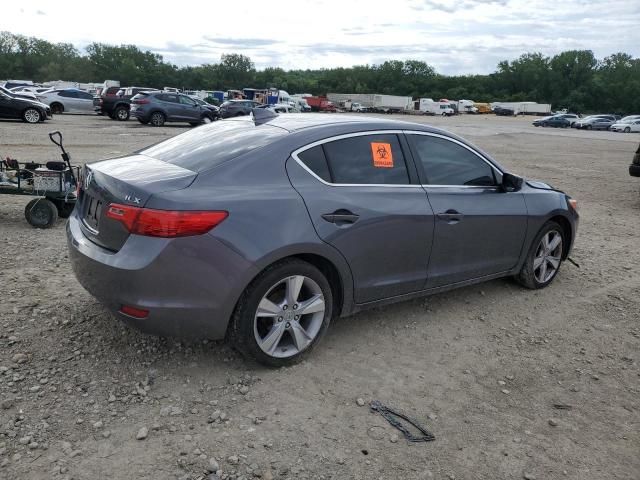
<box><xmin>491</xmin><ymin>102</ymin><xmax>552</xmax><ymax>115</ymax></box>
<box><xmin>327</xmin><ymin>93</ymin><xmax>412</xmax><ymax>113</ymax></box>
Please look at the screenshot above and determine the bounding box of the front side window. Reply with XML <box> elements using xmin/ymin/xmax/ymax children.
<box><xmin>179</xmin><ymin>96</ymin><xmax>196</xmax><ymax>106</ymax></box>
<box><xmin>409</xmin><ymin>135</ymin><xmax>496</xmax><ymax>186</ymax></box>
<box><xmin>299</xmin><ymin>134</ymin><xmax>410</xmax><ymax>185</ymax></box>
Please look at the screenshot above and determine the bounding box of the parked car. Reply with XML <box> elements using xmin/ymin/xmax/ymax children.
<box><xmin>611</xmin><ymin>119</ymin><xmax>640</xmax><ymax>133</ymax></box>
<box><xmin>0</xmin><ymin>87</ymin><xmax>52</xmax><ymax>123</ymax></box>
<box><xmin>38</xmin><ymin>88</ymin><xmax>95</xmax><ymax>114</ymax></box>
<box><xmin>95</xmin><ymin>87</ymin><xmax>155</xmax><ymax>120</ymax></box>
<box><xmin>66</xmin><ymin>114</ymin><xmax>579</xmax><ymax>366</ymax></box>
<box><xmin>573</xmin><ymin>116</ymin><xmax>615</xmax><ymax>130</ymax></box>
<box><xmin>130</xmin><ymin>91</ymin><xmax>218</xmax><ymax>126</ymax></box>
<box><xmin>630</xmin><ymin>143</ymin><xmax>640</xmax><ymax>177</ymax></box>
<box><xmin>494</xmin><ymin>106</ymin><xmax>514</xmax><ymax>116</ymax></box>
<box><xmin>219</xmin><ymin>100</ymin><xmax>262</xmax><ymax>118</ymax></box>
<box><xmin>532</xmin><ymin>115</ymin><xmax>573</xmax><ymax>128</ymax></box>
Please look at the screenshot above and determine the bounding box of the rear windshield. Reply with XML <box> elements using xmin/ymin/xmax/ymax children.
<box><xmin>139</xmin><ymin>120</ymin><xmax>287</xmax><ymax>172</ymax></box>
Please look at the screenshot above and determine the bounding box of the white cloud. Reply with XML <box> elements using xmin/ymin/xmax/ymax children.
<box><xmin>0</xmin><ymin>0</ymin><xmax>638</xmax><ymax>74</ymax></box>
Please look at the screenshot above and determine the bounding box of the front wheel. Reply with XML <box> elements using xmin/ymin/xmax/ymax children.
<box><xmin>22</xmin><ymin>108</ymin><xmax>42</xmax><ymax>124</ymax></box>
<box><xmin>50</xmin><ymin>103</ymin><xmax>64</xmax><ymax>114</ymax></box>
<box><xmin>230</xmin><ymin>259</ymin><xmax>333</xmax><ymax>367</ymax></box>
<box><xmin>515</xmin><ymin>221</ymin><xmax>565</xmax><ymax>289</ymax></box>
<box><xmin>624</xmin><ymin>127</ymin><xmax>630</xmax><ymax>133</ymax></box>
<box><xmin>24</xmin><ymin>198</ymin><xmax>58</xmax><ymax>228</ymax></box>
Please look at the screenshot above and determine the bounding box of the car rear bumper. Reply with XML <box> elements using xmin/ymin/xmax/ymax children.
<box><xmin>630</xmin><ymin>164</ymin><xmax>640</xmax><ymax>177</ymax></box>
<box><xmin>66</xmin><ymin>211</ymin><xmax>255</xmax><ymax>339</ymax></box>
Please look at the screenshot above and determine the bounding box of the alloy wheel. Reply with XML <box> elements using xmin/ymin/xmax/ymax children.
<box><xmin>253</xmin><ymin>275</ymin><xmax>325</xmax><ymax>358</ymax></box>
<box><xmin>533</xmin><ymin>230</ymin><xmax>563</xmax><ymax>284</ymax></box>
<box><xmin>24</xmin><ymin>109</ymin><xmax>40</xmax><ymax>123</ymax></box>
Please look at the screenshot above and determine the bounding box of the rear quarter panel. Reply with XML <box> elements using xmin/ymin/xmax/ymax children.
<box><xmin>145</xmin><ymin>140</ymin><xmax>356</xmax><ymax>317</ymax></box>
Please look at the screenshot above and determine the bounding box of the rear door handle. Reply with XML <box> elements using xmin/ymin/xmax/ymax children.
<box><xmin>322</xmin><ymin>210</ymin><xmax>360</xmax><ymax>225</ymax></box>
<box><xmin>436</xmin><ymin>209</ymin><xmax>464</xmax><ymax>223</ymax></box>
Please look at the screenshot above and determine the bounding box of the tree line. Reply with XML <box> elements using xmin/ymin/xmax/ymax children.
<box><xmin>1</xmin><ymin>31</ymin><xmax>639</xmax><ymax>114</ymax></box>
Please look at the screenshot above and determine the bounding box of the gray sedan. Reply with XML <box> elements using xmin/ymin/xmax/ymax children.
<box><xmin>67</xmin><ymin>114</ymin><xmax>579</xmax><ymax>366</ymax></box>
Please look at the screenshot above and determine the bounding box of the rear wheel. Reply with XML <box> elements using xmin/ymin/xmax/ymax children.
<box><xmin>150</xmin><ymin>112</ymin><xmax>165</xmax><ymax>127</ymax></box>
<box><xmin>114</xmin><ymin>106</ymin><xmax>130</xmax><ymax>121</ymax></box>
<box><xmin>22</xmin><ymin>108</ymin><xmax>41</xmax><ymax>124</ymax></box>
<box><xmin>515</xmin><ymin>221</ymin><xmax>565</xmax><ymax>289</ymax></box>
<box><xmin>230</xmin><ymin>259</ymin><xmax>333</xmax><ymax>367</ymax></box>
<box><xmin>24</xmin><ymin>198</ymin><xmax>58</xmax><ymax>228</ymax></box>
<box><xmin>50</xmin><ymin>103</ymin><xmax>63</xmax><ymax>114</ymax></box>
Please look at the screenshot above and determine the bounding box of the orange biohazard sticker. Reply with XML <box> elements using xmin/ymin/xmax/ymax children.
<box><xmin>371</xmin><ymin>142</ymin><xmax>393</xmax><ymax>168</ymax></box>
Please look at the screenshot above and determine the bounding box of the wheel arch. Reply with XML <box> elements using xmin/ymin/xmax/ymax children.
<box><xmin>226</xmin><ymin>247</ymin><xmax>353</xmax><ymax>340</ymax></box>
<box><xmin>548</xmin><ymin>214</ymin><xmax>573</xmax><ymax>260</ymax></box>
<box><xmin>50</xmin><ymin>101</ymin><xmax>64</xmax><ymax>112</ymax></box>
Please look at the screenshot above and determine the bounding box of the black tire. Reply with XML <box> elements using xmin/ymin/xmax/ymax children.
<box><xmin>624</xmin><ymin>127</ymin><xmax>631</xmax><ymax>133</ymax></box>
<box><xmin>515</xmin><ymin>221</ymin><xmax>565</xmax><ymax>289</ymax></box>
<box><xmin>50</xmin><ymin>103</ymin><xmax>64</xmax><ymax>114</ymax></box>
<box><xmin>24</xmin><ymin>198</ymin><xmax>58</xmax><ymax>228</ymax></box>
<box><xmin>52</xmin><ymin>199</ymin><xmax>75</xmax><ymax>218</ymax></box>
<box><xmin>22</xmin><ymin>108</ymin><xmax>41</xmax><ymax>124</ymax></box>
<box><xmin>114</xmin><ymin>106</ymin><xmax>130</xmax><ymax>121</ymax></box>
<box><xmin>150</xmin><ymin>112</ymin><xmax>165</xmax><ymax>127</ymax></box>
<box><xmin>230</xmin><ymin>259</ymin><xmax>333</xmax><ymax>367</ymax></box>
<box><xmin>200</xmin><ymin>115</ymin><xmax>213</xmax><ymax>125</ymax></box>
<box><xmin>541</xmin><ymin>122</ymin><xmax>548</xmax><ymax>127</ymax></box>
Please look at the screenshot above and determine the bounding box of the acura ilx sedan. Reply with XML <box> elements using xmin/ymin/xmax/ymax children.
<box><xmin>67</xmin><ymin>113</ymin><xmax>579</xmax><ymax>366</ymax></box>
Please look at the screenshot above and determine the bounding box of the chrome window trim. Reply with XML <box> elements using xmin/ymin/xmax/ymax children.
<box><xmin>403</xmin><ymin>130</ymin><xmax>504</xmax><ymax>188</ymax></box>
<box><xmin>291</xmin><ymin>130</ymin><xmax>422</xmax><ymax>188</ymax></box>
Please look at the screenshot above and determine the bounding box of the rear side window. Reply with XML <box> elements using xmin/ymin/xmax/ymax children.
<box><xmin>321</xmin><ymin>134</ymin><xmax>409</xmax><ymax>185</ymax></box>
<box><xmin>140</xmin><ymin>121</ymin><xmax>287</xmax><ymax>172</ymax></box>
<box><xmin>409</xmin><ymin>135</ymin><xmax>496</xmax><ymax>186</ymax></box>
<box><xmin>297</xmin><ymin>145</ymin><xmax>331</xmax><ymax>182</ymax></box>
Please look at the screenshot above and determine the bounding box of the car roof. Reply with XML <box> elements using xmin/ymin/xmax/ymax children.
<box><xmin>224</xmin><ymin>113</ymin><xmax>449</xmax><ymax>134</ymax></box>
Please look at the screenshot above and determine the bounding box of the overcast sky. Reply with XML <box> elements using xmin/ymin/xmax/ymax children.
<box><xmin>2</xmin><ymin>0</ymin><xmax>638</xmax><ymax>75</ymax></box>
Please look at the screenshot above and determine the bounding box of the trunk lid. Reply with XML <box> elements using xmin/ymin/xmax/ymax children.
<box><xmin>79</xmin><ymin>154</ymin><xmax>196</xmax><ymax>251</ymax></box>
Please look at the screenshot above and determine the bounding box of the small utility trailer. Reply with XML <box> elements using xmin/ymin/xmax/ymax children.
<box><xmin>0</xmin><ymin>131</ymin><xmax>79</xmax><ymax>228</ymax></box>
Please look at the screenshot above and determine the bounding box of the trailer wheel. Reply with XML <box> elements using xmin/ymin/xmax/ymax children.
<box><xmin>25</xmin><ymin>198</ymin><xmax>58</xmax><ymax>228</ymax></box>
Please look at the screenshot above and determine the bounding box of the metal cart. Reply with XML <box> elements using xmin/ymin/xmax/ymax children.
<box><xmin>0</xmin><ymin>131</ymin><xmax>79</xmax><ymax>228</ymax></box>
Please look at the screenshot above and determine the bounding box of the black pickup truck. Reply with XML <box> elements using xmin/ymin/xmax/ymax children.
<box><xmin>94</xmin><ymin>86</ymin><xmax>155</xmax><ymax>121</ymax></box>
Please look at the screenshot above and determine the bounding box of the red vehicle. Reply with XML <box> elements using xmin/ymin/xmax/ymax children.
<box><xmin>304</xmin><ymin>96</ymin><xmax>336</xmax><ymax>112</ymax></box>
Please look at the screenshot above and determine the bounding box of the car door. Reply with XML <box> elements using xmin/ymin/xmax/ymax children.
<box><xmin>59</xmin><ymin>90</ymin><xmax>81</xmax><ymax>112</ymax></box>
<box><xmin>158</xmin><ymin>94</ymin><xmax>181</xmax><ymax>120</ymax></box>
<box><xmin>286</xmin><ymin>131</ymin><xmax>434</xmax><ymax>303</ymax></box>
<box><xmin>405</xmin><ymin>132</ymin><xmax>528</xmax><ymax>289</ymax></box>
<box><xmin>178</xmin><ymin>95</ymin><xmax>200</xmax><ymax>121</ymax></box>
<box><xmin>76</xmin><ymin>90</ymin><xmax>95</xmax><ymax>113</ymax></box>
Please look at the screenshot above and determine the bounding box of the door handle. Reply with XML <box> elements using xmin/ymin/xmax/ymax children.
<box><xmin>436</xmin><ymin>209</ymin><xmax>464</xmax><ymax>224</ymax></box>
<box><xmin>322</xmin><ymin>210</ymin><xmax>360</xmax><ymax>225</ymax></box>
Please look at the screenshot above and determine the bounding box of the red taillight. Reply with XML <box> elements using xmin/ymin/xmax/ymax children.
<box><xmin>132</xmin><ymin>98</ymin><xmax>150</xmax><ymax>105</ymax></box>
<box><xmin>106</xmin><ymin>203</ymin><xmax>228</xmax><ymax>238</ymax></box>
<box><xmin>120</xmin><ymin>305</ymin><xmax>149</xmax><ymax>319</ymax></box>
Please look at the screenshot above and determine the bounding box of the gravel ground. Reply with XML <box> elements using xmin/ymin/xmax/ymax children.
<box><xmin>0</xmin><ymin>114</ymin><xmax>639</xmax><ymax>480</ymax></box>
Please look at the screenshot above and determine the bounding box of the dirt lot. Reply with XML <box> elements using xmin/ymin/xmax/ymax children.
<box><xmin>0</xmin><ymin>114</ymin><xmax>639</xmax><ymax>480</ymax></box>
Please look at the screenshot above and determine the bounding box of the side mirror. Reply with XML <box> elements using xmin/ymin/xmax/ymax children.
<box><xmin>502</xmin><ymin>172</ymin><xmax>523</xmax><ymax>192</ymax></box>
